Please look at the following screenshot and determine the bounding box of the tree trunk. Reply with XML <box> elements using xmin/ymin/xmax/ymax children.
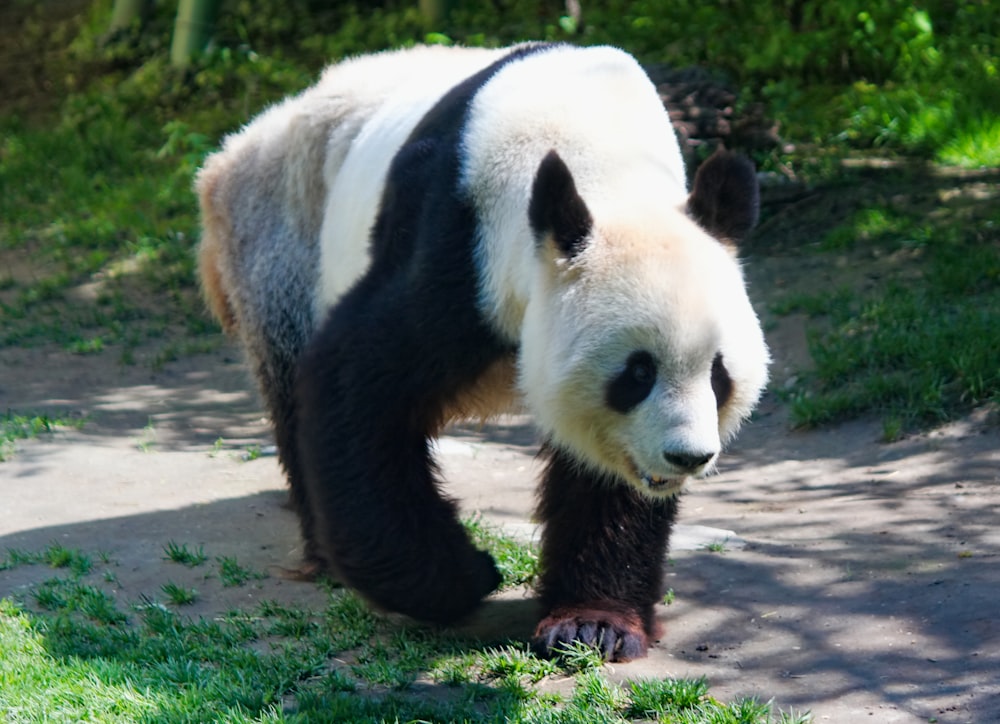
<box><xmin>108</xmin><ymin>0</ymin><xmax>148</xmax><ymax>32</ymax></box>
<box><xmin>170</xmin><ymin>0</ymin><xmax>220</xmax><ymax>68</ymax></box>
<box><xmin>419</xmin><ymin>0</ymin><xmax>453</xmax><ymax>28</ymax></box>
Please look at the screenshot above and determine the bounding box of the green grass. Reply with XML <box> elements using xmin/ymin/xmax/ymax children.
<box><xmin>465</xmin><ymin>516</ymin><xmax>539</xmax><ymax>589</ymax></box>
<box><xmin>216</xmin><ymin>555</ymin><xmax>267</xmax><ymax>587</ymax></box>
<box><xmin>771</xmin><ymin>178</ymin><xmax>1000</xmax><ymax>434</ymax></box>
<box><xmin>1</xmin><ymin>542</ymin><xmax>93</xmax><ymax>575</ymax></box>
<box><xmin>0</xmin><ymin>539</ymin><xmax>810</xmax><ymax>723</ymax></box>
<box><xmin>163</xmin><ymin>540</ymin><xmax>208</xmax><ymax>567</ymax></box>
<box><xmin>161</xmin><ymin>582</ymin><xmax>198</xmax><ymax>606</ymax></box>
<box><xmin>0</xmin><ymin>411</ymin><xmax>84</xmax><ymax>462</ymax></box>
<box><xmin>938</xmin><ymin>116</ymin><xmax>1000</xmax><ymax>168</ymax></box>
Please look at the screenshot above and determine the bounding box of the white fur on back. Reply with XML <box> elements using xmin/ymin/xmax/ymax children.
<box><xmin>313</xmin><ymin>46</ymin><xmax>508</xmax><ymax>316</ymax></box>
<box><xmin>460</xmin><ymin>45</ymin><xmax>688</xmax><ymax>342</ymax></box>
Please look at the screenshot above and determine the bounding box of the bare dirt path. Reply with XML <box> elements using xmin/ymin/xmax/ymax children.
<box><xmin>1</xmin><ymin>312</ymin><xmax>998</xmax><ymax>723</ymax></box>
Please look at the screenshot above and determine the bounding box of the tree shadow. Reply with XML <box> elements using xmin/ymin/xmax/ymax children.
<box><xmin>656</xmin><ymin>396</ymin><xmax>1000</xmax><ymax>720</ymax></box>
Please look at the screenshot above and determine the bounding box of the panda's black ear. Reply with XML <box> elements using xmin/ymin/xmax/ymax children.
<box><xmin>529</xmin><ymin>150</ymin><xmax>593</xmax><ymax>258</ymax></box>
<box><xmin>687</xmin><ymin>148</ymin><xmax>759</xmax><ymax>245</ymax></box>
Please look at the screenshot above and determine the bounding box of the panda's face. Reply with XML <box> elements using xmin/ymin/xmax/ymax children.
<box><xmin>520</xmin><ymin>150</ymin><xmax>768</xmax><ymax>498</ymax></box>
<box><xmin>523</xmin><ymin>221</ymin><xmax>767</xmax><ymax>497</ymax></box>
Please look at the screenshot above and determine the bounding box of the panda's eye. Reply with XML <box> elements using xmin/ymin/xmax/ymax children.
<box><xmin>711</xmin><ymin>353</ymin><xmax>733</xmax><ymax>409</ymax></box>
<box><xmin>606</xmin><ymin>351</ymin><xmax>657</xmax><ymax>413</ymax></box>
<box><xmin>627</xmin><ymin>353</ymin><xmax>655</xmax><ymax>384</ymax></box>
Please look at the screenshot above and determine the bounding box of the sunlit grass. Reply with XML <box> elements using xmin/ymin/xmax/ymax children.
<box><xmin>938</xmin><ymin>116</ymin><xmax>1000</xmax><ymax>168</ymax></box>
<box><xmin>0</xmin><ymin>539</ymin><xmax>810</xmax><ymax>723</ymax></box>
<box><xmin>0</xmin><ymin>411</ymin><xmax>84</xmax><ymax>462</ymax></box>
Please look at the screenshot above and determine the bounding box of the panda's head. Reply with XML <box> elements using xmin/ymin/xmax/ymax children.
<box><xmin>521</xmin><ymin>148</ymin><xmax>769</xmax><ymax>497</ymax></box>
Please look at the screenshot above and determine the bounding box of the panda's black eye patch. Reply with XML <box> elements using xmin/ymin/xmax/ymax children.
<box><xmin>606</xmin><ymin>351</ymin><xmax>657</xmax><ymax>413</ymax></box>
<box><xmin>711</xmin><ymin>353</ymin><xmax>733</xmax><ymax>409</ymax></box>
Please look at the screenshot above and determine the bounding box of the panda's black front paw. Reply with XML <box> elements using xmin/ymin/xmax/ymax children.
<box><xmin>374</xmin><ymin>546</ymin><xmax>501</xmax><ymax>626</ymax></box>
<box><xmin>431</xmin><ymin>548</ymin><xmax>502</xmax><ymax>622</ymax></box>
<box><xmin>532</xmin><ymin>602</ymin><xmax>656</xmax><ymax>662</ymax></box>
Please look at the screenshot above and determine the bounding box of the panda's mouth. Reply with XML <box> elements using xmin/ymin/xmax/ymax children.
<box><xmin>627</xmin><ymin>458</ymin><xmax>686</xmax><ymax>496</ymax></box>
<box><xmin>640</xmin><ymin>473</ymin><xmax>685</xmax><ymax>495</ymax></box>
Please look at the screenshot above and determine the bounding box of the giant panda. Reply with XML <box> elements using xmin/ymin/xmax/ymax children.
<box><xmin>197</xmin><ymin>42</ymin><xmax>769</xmax><ymax>662</ymax></box>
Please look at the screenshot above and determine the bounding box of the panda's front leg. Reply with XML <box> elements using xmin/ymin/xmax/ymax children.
<box><xmin>292</xmin><ymin>298</ymin><xmax>502</xmax><ymax>625</ymax></box>
<box><xmin>532</xmin><ymin>445</ymin><xmax>678</xmax><ymax>662</ymax></box>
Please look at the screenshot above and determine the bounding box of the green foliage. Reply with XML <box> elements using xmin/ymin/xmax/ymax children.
<box><xmin>938</xmin><ymin>116</ymin><xmax>1000</xmax><ymax>168</ymax></box>
<box><xmin>627</xmin><ymin>676</ymin><xmax>709</xmax><ymax>716</ymax></box>
<box><xmin>778</xmin><ymin>192</ymin><xmax>1000</xmax><ymax>431</ymax></box>
<box><xmin>0</xmin><ymin>412</ymin><xmax>84</xmax><ymax>462</ymax></box>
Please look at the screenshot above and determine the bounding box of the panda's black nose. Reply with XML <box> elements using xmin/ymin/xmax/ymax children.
<box><xmin>663</xmin><ymin>451</ymin><xmax>714</xmax><ymax>471</ymax></box>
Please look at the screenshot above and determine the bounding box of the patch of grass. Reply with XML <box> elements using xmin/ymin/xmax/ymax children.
<box><xmin>31</xmin><ymin>578</ymin><xmax>127</xmax><ymax>626</ymax></box>
<box><xmin>552</xmin><ymin>640</ymin><xmax>607</xmax><ymax>674</ymax></box>
<box><xmin>0</xmin><ymin>540</ymin><xmax>808</xmax><ymax>723</ymax></box>
<box><xmin>163</xmin><ymin>540</ymin><xmax>208</xmax><ymax>567</ymax></box>
<box><xmin>478</xmin><ymin>643</ymin><xmax>560</xmax><ymax>685</ymax></box>
<box><xmin>775</xmin><ymin>187</ymin><xmax>1000</xmax><ymax>433</ymax></box>
<box><xmin>627</xmin><ymin>676</ymin><xmax>709</xmax><ymax>716</ymax></box>
<box><xmin>216</xmin><ymin>555</ymin><xmax>266</xmax><ymax>587</ymax></box>
<box><xmin>0</xmin><ymin>411</ymin><xmax>84</xmax><ymax>462</ymax></box>
<box><xmin>464</xmin><ymin>517</ymin><xmax>539</xmax><ymax>589</ymax></box>
<box><xmin>257</xmin><ymin>599</ymin><xmax>318</xmax><ymax>640</ymax></box>
<box><xmin>42</xmin><ymin>543</ymin><xmax>92</xmax><ymax>576</ymax></box>
<box><xmin>161</xmin><ymin>582</ymin><xmax>198</xmax><ymax>606</ymax></box>
<box><xmin>1</xmin><ymin>548</ymin><xmax>40</xmax><ymax>571</ymax></box>
<box><xmin>703</xmin><ymin>539</ymin><xmax>729</xmax><ymax>553</ymax></box>
<box><xmin>937</xmin><ymin>116</ymin><xmax>1000</xmax><ymax>168</ymax></box>
<box><xmin>820</xmin><ymin>205</ymin><xmax>915</xmax><ymax>251</ymax></box>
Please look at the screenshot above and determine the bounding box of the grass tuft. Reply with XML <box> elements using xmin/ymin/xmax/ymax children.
<box><xmin>216</xmin><ymin>555</ymin><xmax>266</xmax><ymax>587</ymax></box>
<box><xmin>161</xmin><ymin>582</ymin><xmax>198</xmax><ymax>606</ymax></box>
<box><xmin>163</xmin><ymin>540</ymin><xmax>208</xmax><ymax>567</ymax></box>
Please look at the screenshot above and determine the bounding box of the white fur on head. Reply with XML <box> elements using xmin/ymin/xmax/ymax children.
<box><xmin>461</xmin><ymin>44</ymin><xmax>688</xmax><ymax>342</ymax></box>
<box><xmin>521</xmin><ymin>209</ymin><xmax>769</xmax><ymax>497</ymax></box>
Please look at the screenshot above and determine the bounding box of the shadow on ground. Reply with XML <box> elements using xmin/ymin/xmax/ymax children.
<box><xmin>2</xmin><ymin>330</ymin><xmax>998</xmax><ymax>723</ymax></box>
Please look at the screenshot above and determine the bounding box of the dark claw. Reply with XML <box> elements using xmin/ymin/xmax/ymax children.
<box><xmin>577</xmin><ymin>620</ymin><xmax>598</xmax><ymax>647</ymax></box>
<box><xmin>532</xmin><ymin>604</ymin><xmax>652</xmax><ymax>662</ymax></box>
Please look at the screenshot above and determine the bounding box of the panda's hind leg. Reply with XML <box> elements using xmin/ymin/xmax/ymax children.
<box><xmin>532</xmin><ymin>445</ymin><xmax>677</xmax><ymax>662</ymax></box>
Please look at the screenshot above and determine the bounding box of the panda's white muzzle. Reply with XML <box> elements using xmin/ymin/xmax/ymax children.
<box><xmin>628</xmin><ymin>448</ymin><xmax>717</xmax><ymax>498</ymax></box>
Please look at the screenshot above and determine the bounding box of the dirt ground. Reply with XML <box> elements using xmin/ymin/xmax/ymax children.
<box><xmin>1</xmin><ymin>269</ymin><xmax>998</xmax><ymax>723</ymax></box>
